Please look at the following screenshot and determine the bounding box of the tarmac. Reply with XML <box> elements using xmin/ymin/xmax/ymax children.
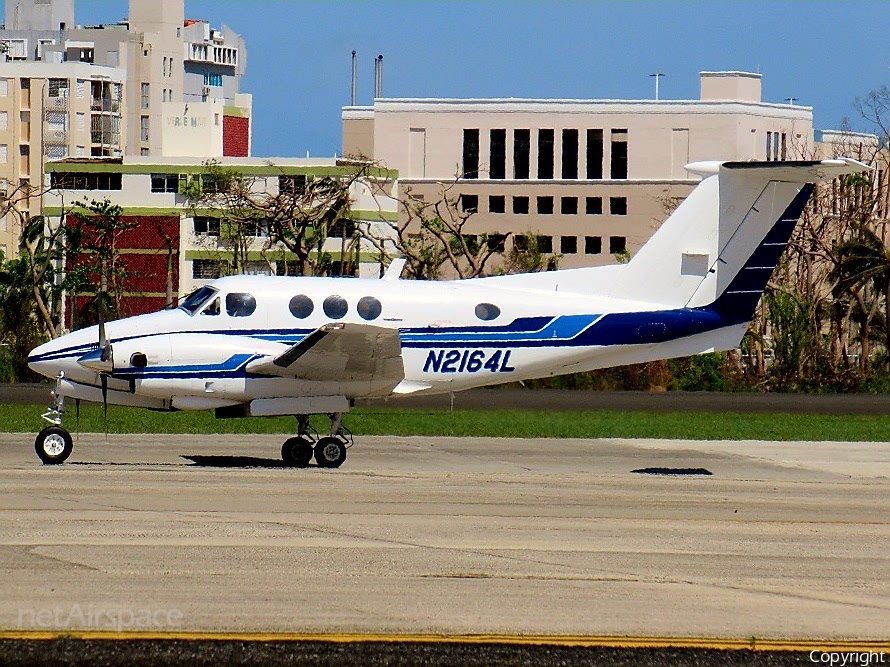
<box><xmin>0</xmin><ymin>432</ymin><xmax>888</xmax><ymax>645</ymax></box>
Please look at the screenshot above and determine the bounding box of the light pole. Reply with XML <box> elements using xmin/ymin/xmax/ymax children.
<box><xmin>650</xmin><ymin>73</ymin><xmax>665</xmax><ymax>101</ymax></box>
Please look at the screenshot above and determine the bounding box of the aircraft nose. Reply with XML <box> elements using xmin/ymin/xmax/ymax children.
<box><xmin>28</xmin><ymin>339</ymin><xmax>66</xmax><ymax>379</ymax></box>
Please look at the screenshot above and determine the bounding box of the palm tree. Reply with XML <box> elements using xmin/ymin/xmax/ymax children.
<box><xmin>830</xmin><ymin>224</ymin><xmax>890</xmax><ymax>372</ymax></box>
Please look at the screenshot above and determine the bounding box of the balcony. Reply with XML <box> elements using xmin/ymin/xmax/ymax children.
<box><xmin>90</xmin><ymin>98</ymin><xmax>121</xmax><ymax>113</ymax></box>
<box><xmin>44</xmin><ymin>94</ymin><xmax>69</xmax><ymax>110</ymax></box>
<box><xmin>184</xmin><ymin>42</ymin><xmax>238</xmax><ymax>68</ymax></box>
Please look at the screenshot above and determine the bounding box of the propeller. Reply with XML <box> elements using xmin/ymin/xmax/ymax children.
<box><xmin>98</xmin><ymin>300</ymin><xmax>112</xmax><ymax>419</ymax></box>
<box><xmin>75</xmin><ymin>293</ymin><xmax>114</xmax><ymax>421</ymax></box>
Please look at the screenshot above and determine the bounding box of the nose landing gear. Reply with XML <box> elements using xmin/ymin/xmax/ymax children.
<box><xmin>36</xmin><ymin>374</ymin><xmax>73</xmax><ymax>465</ymax></box>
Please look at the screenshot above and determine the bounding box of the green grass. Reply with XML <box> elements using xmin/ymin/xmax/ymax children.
<box><xmin>2</xmin><ymin>403</ymin><xmax>889</xmax><ymax>441</ymax></box>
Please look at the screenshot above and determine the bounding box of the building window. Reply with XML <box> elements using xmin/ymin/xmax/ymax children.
<box><xmin>192</xmin><ymin>259</ymin><xmax>221</xmax><ymax>280</ymax></box>
<box><xmin>50</xmin><ymin>172</ymin><xmax>122</xmax><ymax>190</ymax></box>
<box><xmin>536</xmin><ymin>196</ymin><xmax>553</xmax><ymax>215</ymax></box>
<box><xmin>48</xmin><ymin>78</ymin><xmax>68</xmax><ymax>98</ymax></box>
<box><xmin>587</xmin><ymin>129</ymin><xmax>603</xmax><ymax>179</ymax></box>
<box><xmin>151</xmin><ymin>173</ymin><xmax>178</xmax><ymax>193</ymax></box>
<box><xmin>610</xmin><ymin>236</ymin><xmax>626</xmax><ymax>254</ymax></box>
<box><xmin>561</xmin><ymin>197</ymin><xmax>578</xmax><ymax>215</ymax></box>
<box><xmin>586</xmin><ymin>197</ymin><xmax>602</xmax><ymax>214</ymax></box>
<box><xmin>203</xmin><ymin>72</ymin><xmax>223</xmax><ymax>87</ymax></box>
<box><xmin>462</xmin><ymin>128</ymin><xmax>479</xmax><ymax>179</ymax></box>
<box><xmin>280</xmin><ymin>175</ymin><xmax>309</xmax><ymax>194</ymax></box>
<box><xmin>140</xmin><ymin>116</ymin><xmax>149</xmax><ymax>142</ymax></box>
<box><xmin>585</xmin><ymin>236</ymin><xmax>602</xmax><ymax>255</ymax></box>
<box><xmin>46</xmin><ymin>111</ymin><xmax>66</xmax><ymax>131</ymax></box>
<box><xmin>562</xmin><ymin>129</ymin><xmax>578</xmax><ymax>179</ymax></box>
<box><xmin>767</xmin><ymin>131</ymin><xmax>786</xmax><ymax>161</ymax></box>
<box><xmin>489</xmin><ymin>129</ymin><xmax>506</xmax><ymax>179</ymax></box>
<box><xmin>537</xmin><ymin>129</ymin><xmax>554</xmax><ymax>179</ymax></box>
<box><xmin>0</xmin><ymin>79</ymin><xmax>7</xmax><ymax>97</ymax></box>
<box><xmin>193</xmin><ymin>216</ymin><xmax>221</xmax><ymax>236</ymax></box>
<box><xmin>141</xmin><ymin>83</ymin><xmax>149</xmax><ymax>109</ymax></box>
<box><xmin>514</xmin><ymin>129</ymin><xmax>530</xmax><ymax>179</ymax></box>
<box><xmin>610</xmin><ymin>129</ymin><xmax>628</xmax><ymax>179</ymax></box>
<box><xmin>515</xmin><ymin>235</ymin><xmax>552</xmax><ymax>253</ymax></box>
<box><xmin>610</xmin><ymin>197</ymin><xmax>627</xmax><ymax>215</ymax></box>
<box><xmin>512</xmin><ymin>196</ymin><xmax>529</xmax><ymax>214</ymax></box>
<box><xmin>460</xmin><ymin>194</ymin><xmax>478</xmax><ymax>213</ymax></box>
<box><xmin>487</xmin><ymin>234</ymin><xmax>506</xmax><ymax>252</ymax></box>
<box><xmin>0</xmin><ymin>145</ymin><xmax>7</xmax><ymax>164</ymax></box>
<box><xmin>489</xmin><ymin>195</ymin><xmax>505</xmax><ymax>213</ymax></box>
<box><xmin>46</xmin><ymin>145</ymin><xmax>67</xmax><ymax>159</ymax></box>
<box><xmin>561</xmin><ymin>236</ymin><xmax>578</xmax><ymax>254</ymax></box>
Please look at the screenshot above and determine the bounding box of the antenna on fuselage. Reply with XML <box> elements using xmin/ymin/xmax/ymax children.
<box><xmin>381</xmin><ymin>258</ymin><xmax>405</xmax><ymax>280</ymax></box>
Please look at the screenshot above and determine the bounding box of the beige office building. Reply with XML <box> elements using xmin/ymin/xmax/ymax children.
<box><xmin>342</xmin><ymin>71</ymin><xmax>815</xmax><ymax>270</ymax></box>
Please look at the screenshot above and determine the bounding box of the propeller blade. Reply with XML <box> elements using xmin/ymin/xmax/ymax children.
<box><xmin>100</xmin><ymin>374</ymin><xmax>108</xmax><ymax>421</ymax></box>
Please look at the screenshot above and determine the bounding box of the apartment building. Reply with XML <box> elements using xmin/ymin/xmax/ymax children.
<box><xmin>342</xmin><ymin>71</ymin><xmax>815</xmax><ymax>270</ymax></box>
<box><xmin>0</xmin><ymin>0</ymin><xmax>251</xmax><ymax>258</ymax></box>
<box><xmin>42</xmin><ymin>156</ymin><xmax>398</xmax><ymax>324</ymax></box>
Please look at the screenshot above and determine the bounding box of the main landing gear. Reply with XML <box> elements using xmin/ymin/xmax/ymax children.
<box><xmin>35</xmin><ymin>373</ymin><xmax>73</xmax><ymax>465</ymax></box>
<box><xmin>281</xmin><ymin>414</ymin><xmax>351</xmax><ymax>469</ymax></box>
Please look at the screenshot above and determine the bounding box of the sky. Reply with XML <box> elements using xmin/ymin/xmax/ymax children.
<box><xmin>69</xmin><ymin>1</ymin><xmax>890</xmax><ymax>158</ymax></box>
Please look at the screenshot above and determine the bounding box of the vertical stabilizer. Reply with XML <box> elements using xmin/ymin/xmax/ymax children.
<box><xmin>607</xmin><ymin>159</ymin><xmax>868</xmax><ymax>310</ymax></box>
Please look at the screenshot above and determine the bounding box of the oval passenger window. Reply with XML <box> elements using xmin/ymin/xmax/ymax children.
<box><xmin>226</xmin><ymin>293</ymin><xmax>256</xmax><ymax>317</ymax></box>
<box><xmin>475</xmin><ymin>303</ymin><xmax>501</xmax><ymax>321</ymax></box>
<box><xmin>289</xmin><ymin>294</ymin><xmax>314</xmax><ymax>319</ymax></box>
<box><xmin>357</xmin><ymin>296</ymin><xmax>382</xmax><ymax>321</ymax></box>
<box><xmin>323</xmin><ymin>295</ymin><xmax>348</xmax><ymax>320</ymax></box>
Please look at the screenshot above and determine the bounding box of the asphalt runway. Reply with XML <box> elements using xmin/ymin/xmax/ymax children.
<box><xmin>0</xmin><ymin>432</ymin><xmax>888</xmax><ymax>648</ymax></box>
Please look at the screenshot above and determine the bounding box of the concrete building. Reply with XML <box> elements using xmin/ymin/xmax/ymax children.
<box><xmin>0</xmin><ymin>0</ymin><xmax>251</xmax><ymax>257</ymax></box>
<box><xmin>42</xmin><ymin>156</ymin><xmax>398</xmax><ymax>325</ymax></box>
<box><xmin>342</xmin><ymin>71</ymin><xmax>815</xmax><ymax>271</ymax></box>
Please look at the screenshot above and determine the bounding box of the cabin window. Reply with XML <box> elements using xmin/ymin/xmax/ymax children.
<box><xmin>289</xmin><ymin>294</ymin><xmax>314</xmax><ymax>319</ymax></box>
<box><xmin>226</xmin><ymin>293</ymin><xmax>256</xmax><ymax>317</ymax></box>
<box><xmin>475</xmin><ymin>303</ymin><xmax>501</xmax><ymax>321</ymax></box>
<box><xmin>357</xmin><ymin>296</ymin><xmax>382</xmax><ymax>321</ymax></box>
<box><xmin>179</xmin><ymin>286</ymin><xmax>217</xmax><ymax>315</ymax></box>
<box><xmin>323</xmin><ymin>295</ymin><xmax>348</xmax><ymax>320</ymax></box>
<box><xmin>202</xmin><ymin>298</ymin><xmax>220</xmax><ymax>316</ymax></box>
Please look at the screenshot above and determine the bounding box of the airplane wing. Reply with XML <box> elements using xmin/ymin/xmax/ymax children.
<box><xmin>246</xmin><ymin>323</ymin><xmax>405</xmax><ymax>391</ymax></box>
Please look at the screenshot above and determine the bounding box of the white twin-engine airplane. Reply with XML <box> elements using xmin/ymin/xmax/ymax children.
<box><xmin>28</xmin><ymin>159</ymin><xmax>867</xmax><ymax>467</ymax></box>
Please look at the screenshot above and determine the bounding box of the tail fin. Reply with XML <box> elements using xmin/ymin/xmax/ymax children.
<box><xmin>607</xmin><ymin>159</ymin><xmax>869</xmax><ymax>309</ymax></box>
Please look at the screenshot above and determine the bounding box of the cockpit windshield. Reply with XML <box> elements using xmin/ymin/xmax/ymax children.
<box><xmin>179</xmin><ymin>286</ymin><xmax>219</xmax><ymax>315</ymax></box>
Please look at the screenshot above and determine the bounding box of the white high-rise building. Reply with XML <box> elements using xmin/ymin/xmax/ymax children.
<box><xmin>0</xmin><ymin>0</ymin><xmax>251</xmax><ymax>256</ymax></box>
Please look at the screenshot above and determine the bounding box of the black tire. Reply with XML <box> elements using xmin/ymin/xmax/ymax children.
<box><xmin>35</xmin><ymin>426</ymin><xmax>73</xmax><ymax>465</ymax></box>
<box><xmin>281</xmin><ymin>436</ymin><xmax>314</xmax><ymax>467</ymax></box>
<box><xmin>314</xmin><ymin>437</ymin><xmax>347</xmax><ymax>469</ymax></box>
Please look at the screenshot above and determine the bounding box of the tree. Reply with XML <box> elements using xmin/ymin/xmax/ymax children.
<box><xmin>501</xmin><ymin>232</ymin><xmax>560</xmax><ymax>274</ymax></box>
<box><xmin>188</xmin><ymin>160</ymin><xmax>389</xmax><ymax>277</ymax></box>
<box><xmin>830</xmin><ymin>222</ymin><xmax>890</xmax><ymax>372</ymax></box>
<box><xmin>67</xmin><ymin>198</ymin><xmax>139</xmax><ymax>322</ymax></box>
<box><xmin>365</xmin><ymin>178</ymin><xmax>514</xmax><ymax>280</ymax></box>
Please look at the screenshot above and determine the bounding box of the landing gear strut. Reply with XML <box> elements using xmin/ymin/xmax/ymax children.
<box><xmin>35</xmin><ymin>373</ymin><xmax>73</xmax><ymax>465</ymax></box>
<box><xmin>281</xmin><ymin>413</ymin><xmax>351</xmax><ymax>469</ymax></box>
